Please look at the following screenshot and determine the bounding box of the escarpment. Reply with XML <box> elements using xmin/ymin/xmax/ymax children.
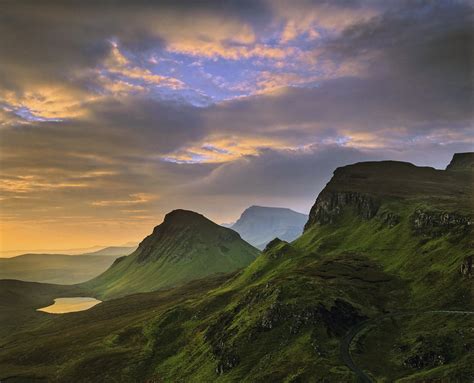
<box><xmin>305</xmin><ymin>155</ymin><xmax>473</xmax><ymax>232</ymax></box>
<box><xmin>305</xmin><ymin>190</ymin><xmax>380</xmax><ymax>229</ymax></box>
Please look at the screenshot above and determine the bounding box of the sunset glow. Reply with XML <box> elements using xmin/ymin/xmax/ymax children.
<box><xmin>0</xmin><ymin>1</ymin><xmax>471</xmax><ymax>255</ymax></box>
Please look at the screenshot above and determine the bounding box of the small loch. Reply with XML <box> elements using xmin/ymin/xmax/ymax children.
<box><xmin>37</xmin><ymin>297</ymin><xmax>102</xmax><ymax>314</ymax></box>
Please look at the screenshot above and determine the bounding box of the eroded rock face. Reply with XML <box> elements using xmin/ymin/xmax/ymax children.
<box><xmin>461</xmin><ymin>256</ymin><xmax>473</xmax><ymax>278</ymax></box>
<box><xmin>305</xmin><ymin>191</ymin><xmax>380</xmax><ymax>229</ymax></box>
<box><xmin>411</xmin><ymin>210</ymin><xmax>472</xmax><ymax>237</ymax></box>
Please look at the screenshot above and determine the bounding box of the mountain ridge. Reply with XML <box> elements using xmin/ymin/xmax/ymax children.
<box><xmin>231</xmin><ymin>205</ymin><xmax>308</xmax><ymax>249</ymax></box>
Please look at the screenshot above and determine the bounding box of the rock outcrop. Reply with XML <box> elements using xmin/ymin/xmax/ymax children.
<box><xmin>305</xmin><ymin>191</ymin><xmax>379</xmax><ymax>229</ymax></box>
<box><xmin>460</xmin><ymin>255</ymin><xmax>472</xmax><ymax>278</ymax></box>
<box><xmin>263</xmin><ymin>238</ymin><xmax>296</xmax><ymax>259</ymax></box>
<box><xmin>411</xmin><ymin>210</ymin><xmax>472</xmax><ymax>237</ymax></box>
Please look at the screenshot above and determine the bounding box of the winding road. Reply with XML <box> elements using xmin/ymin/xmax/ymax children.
<box><xmin>340</xmin><ymin>310</ymin><xmax>474</xmax><ymax>382</ymax></box>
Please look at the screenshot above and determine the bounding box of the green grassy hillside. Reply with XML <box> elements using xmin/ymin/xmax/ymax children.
<box><xmin>84</xmin><ymin>210</ymin><xmax>260</xmax><ymax>299</ymax></box>
<box><xmin>0</xmin><ymin>280</ymin><xmax>87</xmax><ymax>339</ymax></box>
<box><xmin>0</xmin><ymin>155</ymin><xmax>472</xmax><ymax>382</ymax></box>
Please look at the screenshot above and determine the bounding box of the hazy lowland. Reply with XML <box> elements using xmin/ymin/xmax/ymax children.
<box><xmin>0</xmin><ymin>153</ymin><xmax>472</xmax><ymax>382</ymax></box>
<box><xmin>0</xmin><ymin>246</ymin><xmax>137</xmax><ymax>284</ymax></box>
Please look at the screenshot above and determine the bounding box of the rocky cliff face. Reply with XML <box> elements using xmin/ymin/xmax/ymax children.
<box><xmin>305</xmin><ymin>191</ymin><xmax>379</xmax><ymax>229</ymax></box>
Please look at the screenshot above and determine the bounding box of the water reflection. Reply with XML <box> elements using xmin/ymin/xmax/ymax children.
<box><xmin>37</xmin><ymin>297</ymin><xmax>101</xmax><ymax>314</ymax></box>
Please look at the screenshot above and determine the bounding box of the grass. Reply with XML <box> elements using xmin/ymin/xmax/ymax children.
<box><xmin>353</xmin><ymin>313</ymin><xmax>474</xmax><ymax>382</ymax></box>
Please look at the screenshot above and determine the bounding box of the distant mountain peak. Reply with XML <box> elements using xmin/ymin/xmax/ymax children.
<box><xmin>239</xmin><ymin>205</ymin><xmax>303</xmax><ymax>218</ymax></box>
<box><xmin>232</xmin><ymin>206</ymin><xmax>308</xmax><ymax>249</ymax></box>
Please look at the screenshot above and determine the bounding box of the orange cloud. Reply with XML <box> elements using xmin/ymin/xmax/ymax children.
<box><xmin>168</xmin><ymin>41</ymin><xmax>291</xmax><ymax>60</ymax></box>
<box><xmin>1</xmin><ymin>85</ymin><xmax>95</xmax><ymax>121</ymax></box>
<box><xmin>0</xmin><ymin>175</ymin><xmax>89</xmax><ymax>193</ymax></box>
<box><xmin>91</xmin><ymin>193</ymin><xmax>157</xmax><ymax>207</ymax></box>
<box><xmin>162</xmin><ymin>135</ymin><xmax>297</xmax><ymax>164</ymax></box>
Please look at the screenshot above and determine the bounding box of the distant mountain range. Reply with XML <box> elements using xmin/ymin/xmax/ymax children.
<box><xmin>82</xmin><ymin>246</ymin><xmax>137</xmax><ymax>257</ymax></box>
<box><xmin>230</xmin><ymin>206</ymin><xmax>308</xmax><ymax>249</ymax></box>
<box><xmin>85</xmin><ymin>209</ymin><xmax>260</xmax><ymax>299</ymax></box>
<box><xmin>0</xmin><ymin>246</ymin><xmax>137</xmax><ymax>284</ymax></box>
<box><xmin>0</xmin><ymin>243</ymin><xmax>137</xmax><ymax>258</ymax></box>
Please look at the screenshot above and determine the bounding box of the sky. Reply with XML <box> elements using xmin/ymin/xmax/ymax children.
<box><xmin>0</xmin><ymin>0</ymin><xmax>472</xmax><ymax>255</ymax></box>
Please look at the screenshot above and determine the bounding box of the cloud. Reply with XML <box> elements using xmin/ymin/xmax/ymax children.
<box><xmin>100</xmin><ymin>42</ymin><xmax>185</xmax><ymax>91</ymax></box>
<box><xmin>0</xmin><ymin>0</ymin><xmax>271</xmax><ymax>117</ymax></box>
<box><xmin>0</xmin><ymin>0</ymin><xmax>472</xmax><ymax>251</ymax></box>
<box><xmin>91</xmin><ymin>193</ymin><xmax>157</xmax><ymax>207</ymax></box>
<box><xmin>187</xmin><ymin>145</ymin><xmax>373</xmax><ymax>198</ymax></box>
<box><xmin>271</xmin><ymin>0</ymin><xmax>380</xmax><ymax>42</ymax></box>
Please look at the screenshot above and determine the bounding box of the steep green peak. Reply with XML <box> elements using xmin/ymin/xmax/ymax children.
<box><xmin>133</xmin><ymin>209</ymin><xmax>243</xmax><ymax>263</ymax></box>
<box><xmin>446</xmin><ymin>152</ymin><xmax>474</xmax><ymax>171</ymax></box>
<box><xmin>85</xmin><ymin>209</ymin><xmax>259</xmax><ymax>298</ymax></box>
<box><xmin>162</xmin><ymin>209</ymin><xmax>216</xmax><ymax>228</ymax></box>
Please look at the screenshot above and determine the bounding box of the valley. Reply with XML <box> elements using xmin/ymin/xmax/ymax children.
<box><xmin>0</xmin><ymin>246</ymin><xmax>136</xmax><ymax>284</ymax></box>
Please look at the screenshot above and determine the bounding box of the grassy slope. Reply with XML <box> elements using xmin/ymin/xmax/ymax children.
<box><xmin>0</xmin><ymin>275</ymin><xmax>233</xmax><ymax>382</ymax></box>
<box><xmin>352</xmin><ymin>313</ymin><xmax>474</xmax><ymax>382</ymax></box>
<box><xmin>0</xmin><ymin>162</ymin><xmax>472</xmax><ymax>382</ymax></box>
<box><xmin>0</xmin><ymin>254</ymin><xmax>119</xmax><ymax>284</ymax></box>
<box><xmin>85</xmin><ymin>210</ymin><xmax>260</xmax><ymax>299</ymax></box>
<box><xmin>0</xmin><ymin>280</ymin><xmax>87</xmax><ymax>339</ymax></box>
